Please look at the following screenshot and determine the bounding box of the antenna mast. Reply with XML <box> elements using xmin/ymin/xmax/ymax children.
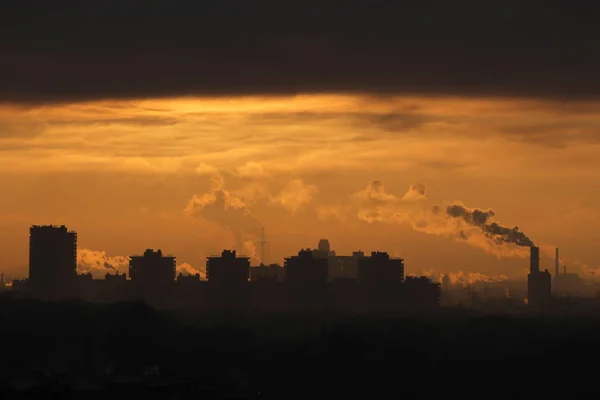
<box><xmin>258</xmin><ymin>227</ymin><xmax>268</xmax><ymax>266</ymax></box>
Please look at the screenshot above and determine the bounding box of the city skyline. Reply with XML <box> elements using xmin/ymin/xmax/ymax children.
<box><xmin>2</xmin><ymin>3</ymin><xmax>600</xmax><ymax>288</ymax></box>
<box><xmin>1</xmin><ymin>2</ymin><xmax>599</xmax><ymax>395</ymax></box>
<box><xmin>0</xmin><ymin>221</ymin><xmax>579</xmax><ymax>289</ymax></box>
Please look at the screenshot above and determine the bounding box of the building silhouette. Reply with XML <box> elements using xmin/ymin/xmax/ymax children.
<box><xmin>130</xmin><ymin>249</ymin><xmax>175</xmax><ymax>285</ymax></box>
<box><xmin>129</xmin><ymin>249</ymin><xmax>175</xmax><ymax>303</ymax></box>
<box><xmin>14</xmin><ymin>224</ymin><xmax>441</xmax><ymax>311</ymax></box>
<box><xmin>28</xmin><ymin>225</ymin><xmax>77</xmax><ymax>298</ymax></box>
<box><xmin>358</xmin><ymin>251</ymin><xmax>404</xmax><ymax>286</ymax></box>
<box><xmin>250</xmin><ymin>263</ymin><xmax>284</xmax><ymax>282</ymax></box>
<box><xmin>206</xmin><ymin>250</ymin><xmax>250</xmax><ymax>286</ymax></box>
<box><xmin>285</xmin><ymin>249</ymin><xmax>328</xmax><ymax>288</ymax></box>
<box><xmin>527</xmin><ymin>246</ymin><xmax>551</xmax><ymax>311</ymax></box>
<box><xmin>312</xmin><ymin>239</ymin><xmax>365</xmax><ymax>280</ymax></box>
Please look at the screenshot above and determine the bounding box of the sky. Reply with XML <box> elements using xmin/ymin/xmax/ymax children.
<box><xmin>1</xmin><ymin>1</ymin><xmax>599</xmax><ymax>283</ymax></box>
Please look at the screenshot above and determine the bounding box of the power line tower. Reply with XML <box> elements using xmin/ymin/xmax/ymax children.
<box><xmin>258</xmin><ymin>227</ymin><xmax>268</xmax><ymax>266</ymax></box>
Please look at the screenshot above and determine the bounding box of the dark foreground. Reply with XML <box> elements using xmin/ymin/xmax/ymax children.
<box><xmin>0</xmin><ymin>295</ymin><xmax>598</xmax><ymax>398</ymax></box>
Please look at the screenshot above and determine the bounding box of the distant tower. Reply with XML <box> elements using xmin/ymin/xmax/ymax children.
<box><xmin>318</xmin><ymin>239</ymin><xmax>331</xmax><ymax>254</ymax></box>
<box><xmin>527</xmin><ymin>246</ymin><xmax>551</xmax><ymax>311</ymax></box>
<box><xmin>0</xmin><ymin>272</ymin><xmax>4</xmax><ymax>287</ymax></box>
<box><xmin>555</xmin><ymin>248</ymin><xmax>560</xmax><ymax>277</ymax></box>
<box><xmin>258</xmin><ymin>227</ymin><xmax>268</xmax><ymax>266</ymax></box>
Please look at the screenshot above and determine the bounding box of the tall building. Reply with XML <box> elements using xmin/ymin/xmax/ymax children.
<box><xmin>285</xmin><ymin>249</ymin><xmax>328</xmax><ymax>287</ymax></box>
<box><xmin>29</xmin><ymin>225</ymin><xmax>77</xmax><ymax>294</ymax></box>
<box><xmin>312</xmin><ymin>239</ymin><xmax>364</xmax><ymax>280</ymax></box>
<box><xmin>358</xmin><ymin>251</ymin><xmax>404</xmax><ymax>286</ymax></box>
<box><xmin>527</xmin><ymin>246</ymin><xmax>551</xmax><ymax>311</ymax></box>
<box><xmin>206</xmin><ymin>250</ymin><xmax>250</xmax><ymax>286</ymax></box>
<box><xmin>129</xmin><ymin>249</ymin><xmax>175</xmax><ymax>286</ymax></box>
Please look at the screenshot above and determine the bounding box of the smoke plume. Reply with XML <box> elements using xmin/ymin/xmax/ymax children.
<box><xmin>77</xmin><ymin>249</ymin><xmax>130</xmax><ymax>277</ymax></box>
<box><xmin>401</xmin><ymin>183</ymin><xmax>427</xmax><ymax>201</ymax></box>
<box><xmin>186</xmin><ymin>174</ymin><xmax>262</xmax><ymax>263</ymax></box>
<box><xmin>417</xmin><ymin>269</ymin><xmax>509</xmax><ymax>287</ymax></box>
<box><xmin>176</xmin><ymin>262</ymin><xmax>204</xmax><ymax>278</ymax></box>
<box><xmin>352</xmin><ymin>181</ymin><xmax>533</xmax><ymax>258</ymax></box>
<box><xmin>270</xmin><ymin>179</ymin><xmax>319</xmax><ymax>212</ymax></box>
<box><xmin>446</xmin><ymin>204</ymin><xmax>535</xmax><ymax>247</ymax></box>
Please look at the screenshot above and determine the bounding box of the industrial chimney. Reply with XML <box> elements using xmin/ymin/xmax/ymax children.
<box><xmin>530</xmin><ymin>246</ymin><xmax>540</xmax><ymax>273</ymax></box>
<box><xmin>555</xmin><ymin>248</ymin><xmax>559</xmax><ymax>277</ymax></box>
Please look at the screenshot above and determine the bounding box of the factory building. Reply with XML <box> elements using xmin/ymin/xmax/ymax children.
<box><xmin>527</xmin><ymin>246</ymin><xmax>551</xmax><ymax>311</ymax></box>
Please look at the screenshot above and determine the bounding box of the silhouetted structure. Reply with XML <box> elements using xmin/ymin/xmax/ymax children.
<box><xmin>206</xmin><ymin>250</ymin><xmax>250</xmax><ymax>286</ymax></box>
<box><xmin>358</xmin><ymin>251</ymin><xmax>404</xmax><ymax>286</ymax></box>
<box><xmin>527</xmin><ymin>246</ymin><xmax>551</xmax><ymax>311</ymax></box>
<box><xmin>312</xmin><ymin>239</ymin><xmax>365</xmax><ymax>280</ymax></box>
<box><xmin>285</xmin><ymin>249</ymin><xmax>328</xmax><ymax>287</ymax></box>
<box><xmin>404</xmin><ymin>276</ymin><xmax>442</xmax><ymax>307</ymax></box>
<box><xmin>250</xmin><ymin>263</ymin><xmax>284</xmax><ymax>282</ymax></box>
<box><xmin>28</xmin><ymin>225</ymin><xmax>77</xmax><ymax>298</ymax></box>
<box><xmin>129</xmin><ymin>249</ymin><xmax>175</xmax><ymax>285</ymax></box>
<box><xmin>258</xmin><ymin>227</ymin><xmax>268</xmax><ymax>265</ymax></box>
<box><xmin>14</xmin><ymin>225</ymin><xmax>441</xmax><ymax>311</ymax></box>
<box><xmin>129</xmin><ymin>249</ymin><xmax>175</xmax><ymax>304</ymax></box>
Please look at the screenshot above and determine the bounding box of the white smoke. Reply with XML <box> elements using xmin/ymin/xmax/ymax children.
<box><xmin>77</xmin><ymin>249</ymin><xmax>130</xmax><ymax>278</ymax></box>
<box><xmin>185</xmin><ymin>173</ymin><xmax>262</xmax><ymax>264</ymax></box>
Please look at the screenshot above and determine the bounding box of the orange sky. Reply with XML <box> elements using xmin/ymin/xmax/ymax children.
<box><xmin>1</xmin><ymin>94</ymin><xmax>599</xmax><ymax>282</ymax></box>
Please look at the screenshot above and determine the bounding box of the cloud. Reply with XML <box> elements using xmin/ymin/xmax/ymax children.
<box><xmin>401</xmin><ymin>183</ymin><xmax>427</xmax><ymax>201</ymax></box>
<box><xmin>270</xmin><ymin>179</ymin><xmax>319</xmax><ymax>212</ymax></box>
<box><xmin>195</xmin><ymin>163</ymin><xmax>219</xmax><ymax>176</ymax></box>
<box><xmin>353</xmin><ymin>180</ymin><xmax>399</xmax><ymax>206</ymax></box>
<box><xmin>77</xmin><ymin>249</ymin><xmax>130</xmax><ymax>277</ymax></box>
<box><xmin>47</xmin><ymin>116</ymin><xmax>179</xmax><ymax>128</ymax></box>
<box><xmin>2</xmin><ymin>2</ymin><xmax>600</xmax><ymax>102</ymax></box>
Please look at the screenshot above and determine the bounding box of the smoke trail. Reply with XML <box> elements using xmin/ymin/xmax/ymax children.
<box><xmin>352</xmin><ymin>181</ymin><xmax>533</xmax><ymax>258</ymax></box>
<box><xmin>419</xmin><ymin>270</ymin><xmax>509</xmax><ymax>287</ymax></box>
<box><xmin>446</xmin><ymin>204</ymin><xmax>535</xmax><ymax>247</ymax></box>
<box><xmin>176</xmin><ymin>262</ymin><xmax>205</xmax><ymax>278</ymax></box>
<box><xmin>186</xmin><ymin>173</ymin><xmax>262</xmax><ymax>263</ymax></box>
<box><xmin>77</xmin><ymin>249</ymin><xmax>130</xmax><ymax>277</ymax></box>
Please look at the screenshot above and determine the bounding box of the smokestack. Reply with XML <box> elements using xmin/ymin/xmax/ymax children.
<box><xmin>555</xmin><ymin>248</ymin><xmax>559</xmax><ymax>277</ymax></box>
<box><xmin>530</xmin><ymin>246</ymin><xmax>540</xmax><ymax>273</ymax></box>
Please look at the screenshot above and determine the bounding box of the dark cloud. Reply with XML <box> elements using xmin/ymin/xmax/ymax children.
<box><xmin>247</xmin><ymin>111</ymin><xmax>432</xmax><ymax>132</ymax></box>
<box><xmin>47</xmin><ymin>116</ymin><xmax>179</xmax><ymax>127</ymax></box>
<box><xmin>1</xmin><ymin>0</ymin><xmax>600</xmax><ymax>103</ymax></box>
